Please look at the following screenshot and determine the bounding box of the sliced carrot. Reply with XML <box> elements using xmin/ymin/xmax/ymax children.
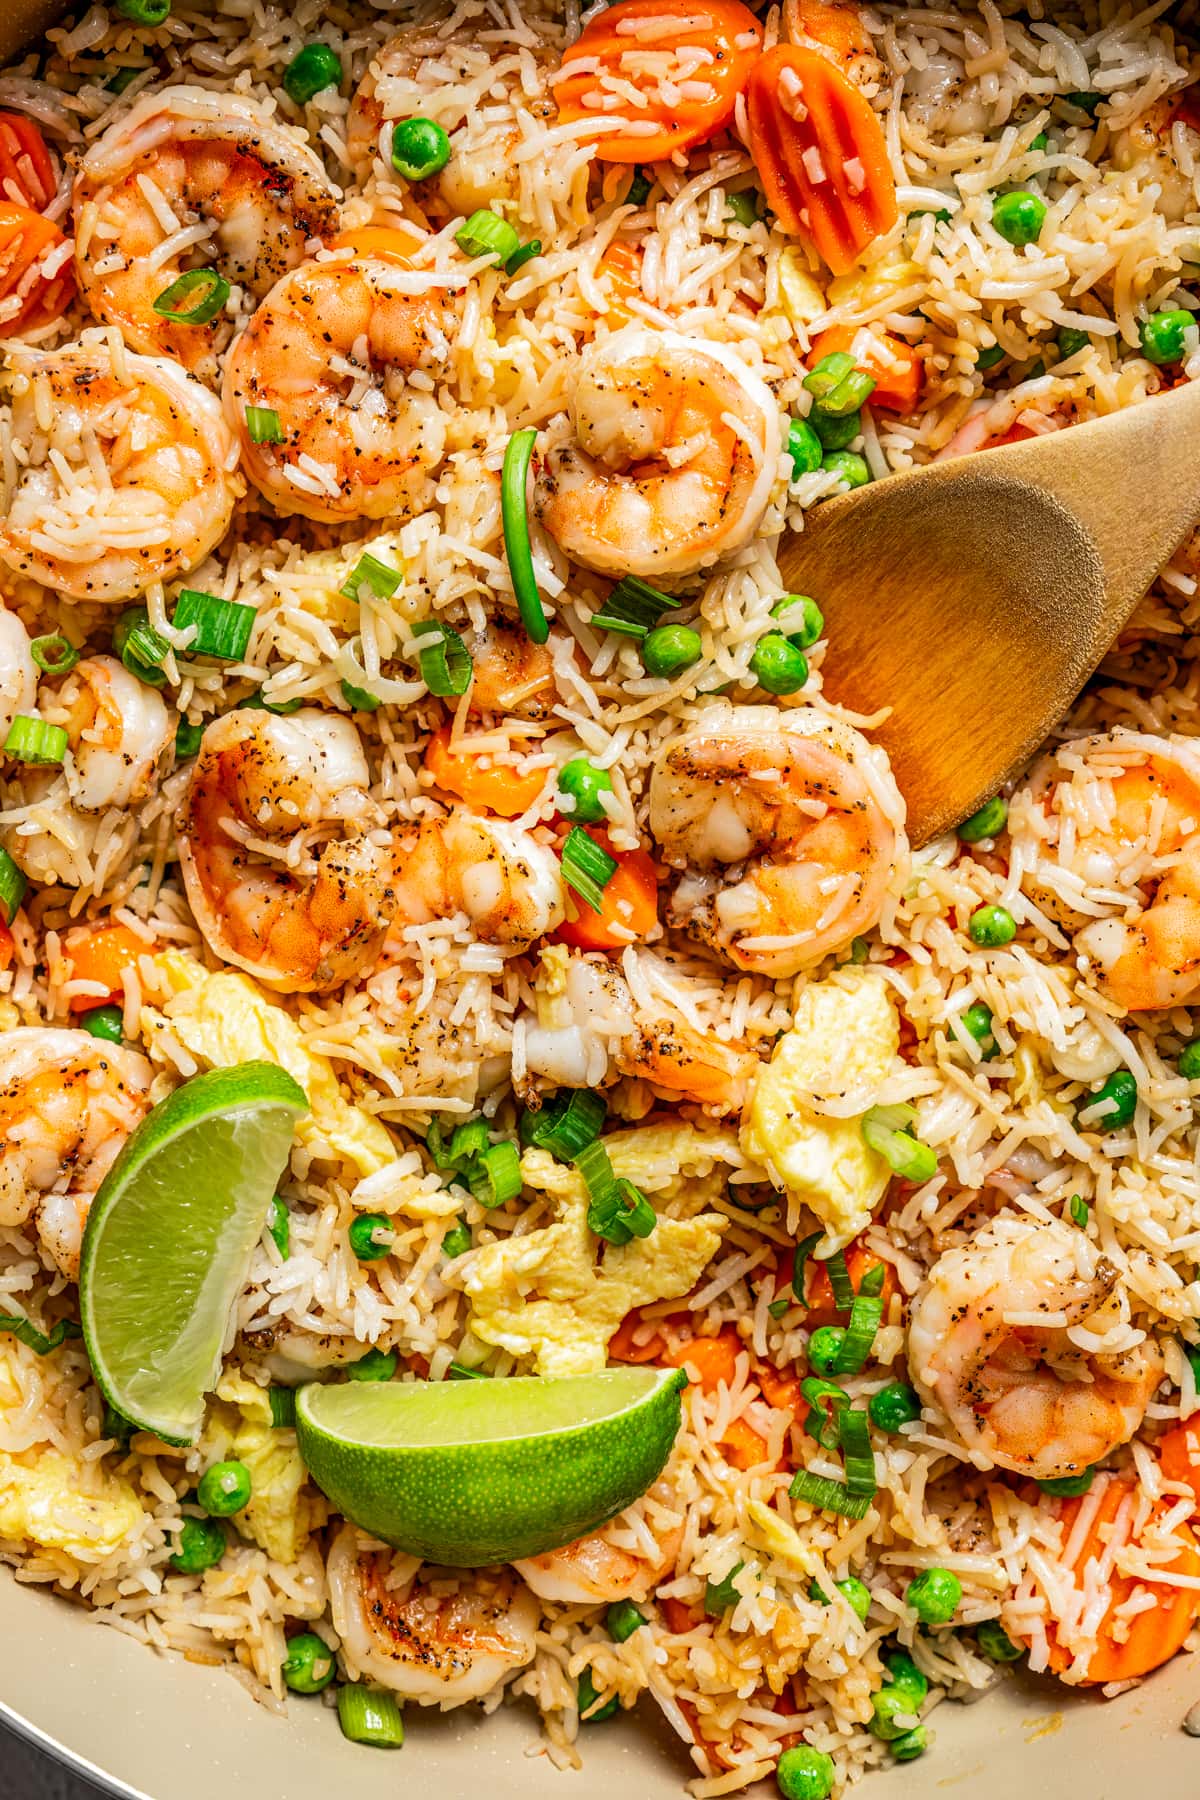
<box><xmin>555</xmin><ymin>0</ymin><xmax>763</xmax><ymax>164</ymax></box>
<box><xmin>608</xmin><ymin>1307</ymin><xmax>668</xmax><ymax>1364</ymax></box>
<box><xmin>423</xmin><ymin>724</ymin><xmax>547</xmax><ymax>818</ymax></box>
<box><xmin>746</xmin><ymin>44</ymin><xmax>897</xmax><ymax>277</ymax></box>
<box><xmin>809</xmin><ymin>323</ymin><xmax>921</xmax><ymax>413</ymax></box>
<box><xmin>663</xmin><ymin>1328</ymin><xmax>741</xmax><ymax>1392</ymax></box>
<box><xmin>660</xmin><ymin>1596</ymin><xmax>704</xmax><ymax>1633</ymax></box>
<box><xmin>554</xmin><ymin>829</ymin><xmax>659</xmax><ymax>952</ymax></box>
<box><xmin>64</xmin><ymin>921</ymin><xmax>151</xmax><ymax>1011</ymax></box>
<box><xmin>0</xmin><ymin>115</ymin><xmax>55</xmax><ymax>212</ymax></box>
<box><xmin>329</xmin><ymin>224</ymin><xmax>424</xmax><ymax>263</ymax></box>
<box><xmin>722</xmin><ymin>1415</ymin><xmax>770</xmax><ymax>1470</ymax></box>
<box><xmin>0</xmin><ymin>919</ymin><xmax>14</xmax><ymax>972</ymax></box>
<box><xmin>758</xmin><ymin>1363</ymin><xmax>804</xmax><ymax>1416</ymax></box>
<box><xmin>600</xmin><ymin>241</ymin><xmax>644</xmax><ymax>327</ymax></box>
<box><xmin>784</xmin><ymin>0</ymin><xmax>875</xmax><ymax>68</ymax></box>
<box><xmin>803</xmin><ymin>1238</ymin><xmax>896</xmax><ymax>1328</ymax></box>
<box><xmin>0</xmin><ymin>201</ymin><xmax>72</xmax><ymax>331</ymax></box>
<box><xmin>1159</xmin><ymin>1419</ymin><xmax>1200</xmax><ymax>1500</ymax></box>
<box><xmin>1034</xmin><ymin>1477</ymin><xmax>1200</xmax><ymax>1684</ymax></box>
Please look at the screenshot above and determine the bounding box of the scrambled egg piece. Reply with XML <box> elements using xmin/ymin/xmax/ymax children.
<box><xmin>202</xmin><ymin>1372</ymin><xmax>327</xmax><ymax>1565</ymax></box>
<box><xmin>742</xmin><ymin>972</ymin><xmax>898</xmax><ymax>1250</ymax></box>
<box><xmin>142</xmin><ymin>952</ymin><xmax>393</xmax><ymax>1178</ymax></box>
<box><xmin>777</xmin><ymin>249</ymin><xmax>827</xmax><ymax>327</ymax></box>
<box><xmin>270</xmin><ymin>531</ymin><xmax>412</xmax><ymax>633</ymax></box>
<box><xmin>522</xmin><ymin>1121</ymin><xmax>749</xmax><ymax>1216</ymax></box>
<box><xmin>0</xmin><ymin>1351</ymin><xmax>142</xmax><ymax>1561</ymax></box>
<box><xmin>457</xmin><ymin>1140</ymin><xmax>726</xmax><ymax>1375</ymax></box>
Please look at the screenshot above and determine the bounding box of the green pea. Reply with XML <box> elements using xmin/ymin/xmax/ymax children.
<box><xmin>992</xmin><ymin>189</ymin><xmax>1047</xmax><ymax>246</ymax></box>
<box><xmin>807</xmin><ymin>1325</ymin><xmax>845</xmax><ymax>1378</ymax></box>
<box><xmin>775</xmin><ymin>1744</ymin><xmax>835</xmax><ymax>1800</ymax></box>
<box><xmin>960</xmin><ymin>1001</ymin><xmax>998</xmax><ymax>1061</ymax></box>
<box><xmin>822</xmin><ymin>451</ymin><xmax>870</xmax><ymax>490</ymax></box>
<box><xmin>606</xmin><ymin>1599</ymin><xmax>646</xmax><ymax>1641</ymax></box>
<box><xmin>282</xmin><ymin>42</ymin><xmax>342</xmax><ymax>106</ymax></box>
<box><xmin>976</xmin><ymin>342</ymin><xmax>1006</xmax><ymax>369</ymax></box>
<box><xmin>892</xmin><ymin>1726</ymin><xmax>927</xmax><ymax>1762</ymax></box>
<box><xmin>1140</xmin><ymin>308</ymin><xmax>1195</xmax><ymax>366</ymax></box>
<box><xmin>197</xmin><ymin>1459</ymin><xmax>252</xmax><ymax>1516</ymax></box>
<box><xmin>809</xmin><ymin>404</ymin><xmax>860</xmax><ymax>451</ymax></box>
<box><xmin>347</xmin><ymin>1347</ymin><xmax>398</xmax><ymax>1382</ymax></box>
<box><xmin>348</xmin><ymin>1212</ymin><xmax>395</xmax><ymax>1261</ymax></box>
<box><xmin>884</xmin><ymin>1648</ymin><xmax>928</xmax><ymax>1702</ymax></box>
<box><xmin>870</xmin><ymin>1686</ymin><xmax>920</xmax><ymax>1740</ymax></box>
<box><xmin>1180</xmin><ymin>1039</ymin><xmax>1200</xmax><ymax>1081</ymax></box>
<box><xmin>787</xmin><ymin>416</ymin><xmax>824</xmax><ymax>475</ymax></box>
<box><xmin>282</xmin><ymin>1631</ymin><xmax>337</xmax><ymax>1694</ymax></box>
<box><xmin>905</xmin><ymin>1567</ymin><xmax>962</xmax><ymax>1624</ymax></box>
<box><xmin>170</xmin><ymin>1516</ymin><xmax>226</xmax><ymax>1574</ymax></box>
<box><xmin>1029</xmin><ymin>130</ymin><xmax>1049</xmax><ymax>151</ymax></box>
<box><xmin>725</xmin><ymin>189</ymin><xmax>760</xmax><ymax>227</ymax></box>
<box><xmin>641</xmin><ymin>624</ymin><xmax>702</xmax><ymax>679</ymax></box>
<box><xmin>1066</xmin><ymin>90</ymin><xmax>1102</xmax><ymax>115</ymax></box>
<box><xmin>441</xmin><ymin>1218</ymin><xmax>472</xmax><ymax>1258</ymax></box>
<box><xmin>557</xmin><ymin>756</ymin><xmax>613</xmax><ymax>824</ymax></box>
<box><xmin>958</xmin><ymin>795</ymin><xmax>1008</xmax><ymax>841</ymax></box>
<box><xmin>390</xmin><ymin>116</ymin><xmax>451</xmax><ymax>182</ymax></box>
<box><xmin>80</xmin><ymin>1004</ymin><xmax>124</xmax><ymax>1044</ymax></box>
<box><xmin>976</xmin><ymin>1618</ymin><xmax>1024</xmax><ymax>1663</ymax></box>
<box><xmin>1077</xmin><ymin>1069</ymin><xmax>1137</xmax><ymax>1130</ymax></box>
<box><xmin>750</xmin><ymin>633</ymin><xmax>809</xmax><ymax>696</ymax></box>
<box><xmin>868</xmin><ymin>1382</ymin><xmax>921</xmax><ymax>1434</ymax></box>
<box><xmin>175</xmin><ymin>718</ymin><xmax>204</xmax><ymax>760</ymax></box>
<box><xmin>771</xmin><ymin>594</ymin><xmax>824</xmax><ymax>649</ymax></box>
<box><xmin>1038</xmin><ymin>1467</ymin><xmax>1095</xmax><ymax>1497</ymax></box>
<box><xmin>968</xmin><ymin>904</ymin><xmax>1016</xmax><ymax>946</ymax></box>
<box><xmin>834</xmin><ymin>1576</ymin><xmax>871</xmax><ymax>1621</ymax></box>
<box><xmin>1057</xmin><ymin>327</ymin><xmax>1091</xmax><ymax>359</ymax></box>
<box><xmin>577</xmin><ymin>1667</ymin><xmax>620</xmax><ymax>1723</ymax></box>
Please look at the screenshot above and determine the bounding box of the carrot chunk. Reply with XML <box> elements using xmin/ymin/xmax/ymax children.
<box><xmin>554</xmin><ymin>829</ymin><xmax>659</xmax><ymax>952</ymax></box>
<box><xmin>746</xmin><ymin>44</ymin><xmax>897</xmax><ymax>276</ymax></box>
<box><xmin>809</xmin><ymin>324</ymin><xmax>921</xmax><ymax>413</ymax></box>
<box><xmin>424</xmin><ymin>724</ymin><xmax>548</xmax><ymax>817</ymax></box>
<box><xmin>0</xmin><ymin>201</ymin><xmax>72</xmax><ymax>331</ymax></box>
<box><xmin>662</xmin><ymin>1328</ymin><xmax>740</xmax><ymax>1392</ymax></box>
<box><xmin>64</xmin><ymin>921</ymin><xmax>151</xmax><ymax>1011</ymax></box>
<box><xmin>0</xmin><ymin>115</ymin><xmax>55</xmax><ymax>212</ymax></box>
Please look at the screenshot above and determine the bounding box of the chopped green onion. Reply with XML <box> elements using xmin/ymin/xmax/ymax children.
<box><xmin>791</xmin><ymin>1230</ymin><xmax>822</xmax><ymax>1303</ymax></box>
<box><xmin>725</xmin><ymin>189</ymin><xmax>759</xmax><ymax>227</ymax></box>
<box><xmin>106</xmin><ymin>66</ymin><xmax>145</xmax><ymax>94</ymax></box>
<box><xmin>803</xmin><ymin>353</ymin><xmax>876</xmax><ymax>416</ymax></box>
<box><xmin>4</xmin><ymin>716</ymin><xmax>67</xmax><ymax>766</ymax></box>
<box><xmin>269</xmin><ymin>1386</ymin><xmax>297</xmax><ymax>1427</ymax></box>
<box><xmin>574</xmin><ymin>1138</ymin><xmax>618</xmax><ymax>1210</ymax></box>
<box><xmin>704</xmin><ymin>1561</ymin><xmax>744</xmax><ymax>1615</ymax></box>
<box><xmin>283</xmin><ymin>42</ymin><xmax>342</xmax><ymax>106</ymax></box>
<box><xmin>441</xmin><ymin>1218</ymin><xmax>471</xmax><ymax>1258</ymax></box>
<box><xmin>767</xmin><ymin>1295</ymin><xmax>791</xmax><ymax>1319</ymax></box>
<box><xmin>501</xmin><ymin>428</ymin><xmax>549</xmax><ymax>643</ymax></box>
<box><xmin>560</xmin><ymin>826</ymin><xmax>617</xmax><ymax>913</ymax></box>
<box><xmin>266</xmin><ymin>1197</ymin><xmax>290</xmax><ymax>1259</ymax></box>
<box><xmin>606</xmin><ymin>1599</ymin><xmax>645</xmax><ymax>1641</ymax></box>
<box><xmin>30</xmin><ymin>633</ymin><xmax>79</xmax><ymax>675</ymax></box>
<box><xmin>172</xmin><ymin>589</ymin><xmax>256</xmax><ymax>663</ymax></box>
<box><xmin>415</xmin><ymin>621</ymin><xmax>473</xmax><ymax>697</ymax></box>
<box><xmin>0</xmin><ymin>847</ymin><xmax>26</xmax><ymax>924</ymax></box>
<box><xmin>151</xmin><ymin>267</ymin><xmax>229</xmax><ymax>324</ymax></box>
<box><xmin>342</xmin><ymin>553</ymin><xmax>402</xmax><ymax>603</ymax></box>
<box><xmin>505</xmin><ymin>239</ymin><xmax>542</xmax><ymax>276</ymax></box>
<box><xmin>626</xmin><ymin>168</ymin><xmax>652</xmax><ymax>206</ymax></box>
<box><xmin>1038</xmin><ymin>1468</ymin><xmax>1095</xmax><ymax>1497</ymax></box>
<box><xmin>115</xmin><ymin>0</ymin><xmax>170</xmax><ymax>23</ymax></box>
<box><xmin>823</xmin><ymin>1250</ymin><xmax>855</xmax><ymax>1313</ymax></box>
<box><xmin>804</xmin><ymin>351</ymin><xmax>857</xmax><ymax>399</ymax></box>
<box><xmin>789</xmin><ymin>1470</ymin><xmax>873</xmax><ymax>1519</ymax></box>
<box><xmin>577</xmin><ymin>1668</ymin><xmax>620</xmax><ymax>1723</ymax></box>
<box><xmin>467</xmin><ymin>1141</ymin><xmax>522</xmax><ymax>1209</ymax></box>
<box><xmin>113</xmin><ymin>606</ymin><xmax>170</xmax><ymax>687</ymax></box>
<box><xmin>802</xmin><ymin>1375</ymin><xmax>849</xmax><ymax>1450</ymax></box>
<box><xmin>448</xmin><ymin>1359</ymin><xmax>490</xmax><ymax>1380</ymax></box>
<box><xmin>0</xmin><ymin>1313</ymin><xmax>81</xmax><ymax>1356</ymax></box>
<box><xmin>838</xmin><ymin>1407</ymin><xmax>877</xmax><ymax>1497</ymax></box>
<box><xmin>340</xmin><ymin>679</ymin><xmax>380</xmax><ymax>712</ymax></box>
<box><xmin>832</xmin><ymin>1286</ymin><xmax>885</xmax><ymax>1376</ymax></box>
<box><xmin>456</xmin><ymin>208</ymin><xmax>521</xmax><ymax>264</ymax></box>
<box><xmin>590</xmin><ymin>575</ymin><xmax>679</xmax><ymax>639</ymax></box>
<box><xmin>976</xmin><ymin>342</ymin><xmax>1006</xmax><ymax>370</ymax></box>
<box><xmin>1069</xmin><ymin>1192</ymin><xmax>1089</xmax><ymax>1229</ymax></box>
<box><xmin>862</xmin><ymin>1104</ymin><xmax>937</xmax><ymax>1182</ymax></box>
<box><xmin>588</xmin><ymin>1175</ymin><xmax>656</xmax><ymax>1246</ymax></box>
<box><xmin>524</xmin><ymin>1089</ymin><xmax>607</xmax><ymax>1159</ymax></box>
<box><xmin>245</xmin><ymin>406</ymin><xmax>283</xmax><ymax>444</ymax></box>
<box><xmin>336</xmin><ymin>1684</ymin><xmax>404</xmax><ymax>1749</ymax></box>
<box><xmin>347</xmin><ymin>1347</ymin><xmax>399</xmax><ymax>1382</ymax></box>
<box><xmin>175</xmin><ymin>718</ymin><xmax>204</xmax><ymax>760</ymax></box>
<box><xmin>448</xmin><ymin>1119</ymin><xmax>489</xmax><ymax>1165</ymax></box>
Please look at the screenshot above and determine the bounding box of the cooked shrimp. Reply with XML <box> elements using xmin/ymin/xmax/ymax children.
<box><xmin>908</xmin><ymin>1216</ymin><xmax>1162</xmax><ymax>1481</ymax></box>
<box><xmin>222</xmin><ymin>250</ymin><xmax>454</xmax><ymax>522</ymax></box>
<box><xmin>327</xmin><ymin>1524</ymin><xmax>538</xmax><ymax>1705</ymax></box>
<box><xmin>533</xmin><ymin>326</ymin><xmax>782</xmax><ymax>580</ymax></box>
<box><xmin>648</xmin><ymin>704</ymin><xmax>906</xmax><ymax>978</ymax></box>
<box><xmin>392</xmin><ymin>811</ymin><xmax>564</xmax><ymax>953</ymax></box>
<box><xmin>1014</xmin><ymin>731</ymin><xmax>1200</xmax><ymax>1010</ymax></box>
<box><xmin>903</xmin><ymin>47</ymin><xmax>989</xmax><ymax>138</ymax></box>
<box><xmin>465</xmin><ymin>616</ymin><xmax>557</xmax><ymax>721</ymax></box>
<box><xmin>515</xmin><ymin>1487</ymin><xmax>683</xmax><ymax>1603</ymax></box>
<box><xmin>0</xmin><ymin>656</ymin><xmax>172</xmax><ymax>888</ymax></box>
<box><xmin>0</xmin><ymin>1027</ymin><xmax>153</xmax><ymax>1279</ymax></box>
<box><xmin>0</xmin><ymin>606</ymin><xmax>36</xmax><ymax>740</ymax></box>
<box><xmin>1111</xmin><ymin>94</ymin><xmax>1200</xmax><ymax>224</ymax></box>
<box><xmin>73</xmin><ymin>86</ymin><xmax>339</xmax><ymax>382</ymax></box>
<box><xmin>177</xmin><ymin>708</ymin><xmax>395</xmax><ymax>993</ymax></box>
<box><xmin>0</xmin><ymin>345</ymin><xmax>240</xmax><ymax>602</ymax></box>
<box><xmin>521</xmin><ymin>948</ymin><xmax>759</xmax><ymax>1114</ymax></box>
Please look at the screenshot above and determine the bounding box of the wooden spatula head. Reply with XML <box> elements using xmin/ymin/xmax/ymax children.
<box><xmin>778</xmin><ymin>378</ymin><xmax>1200</xmax><ymax>845</ymax></box>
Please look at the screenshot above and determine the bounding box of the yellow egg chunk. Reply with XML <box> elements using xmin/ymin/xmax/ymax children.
<box><xmin>201</xmin><ymin>1373</ymin><xmax>327</xmax><ymax>1565</ymax></box>
<box><xmin>141</xmin><ymin>951</ymin><xmax>394</xmax><ymax>1179</ymax></box>
<box><xmin>742</xmin><ymin>972</ymin><xmax>899</xmax><ymax>1250</ymax></box>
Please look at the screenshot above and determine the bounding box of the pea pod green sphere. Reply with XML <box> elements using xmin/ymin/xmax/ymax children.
<box><xmin>771</xmin><ymin>594</ymin><xmax>824</xmax><ymax>649</ymax></box>
<box><xmin>905</xmin><ymin>1566</ymin><xmax>962</xmax><ymax>1624</ymax></box>
<box><xmin>822</xmin><ymin>450</ymin><xmax>870</xmax><ymax>489</ymax></box>
<box><xmin>169</xmin><ymin>1516</ymin><xmax>226</xmax><ymax>1574</ymax></box>
<box><xmin>641</xmin><ymin>624</ymin><xmax>701</xmax><ymax>679</ymax></box>
<box><xmin>775</xmin><ymin>1745</ymin><xmax>835</xmax><ymax>1800</ymax></box>
<box><xmin>869</xmin><ymin>1382</ymin><xmax>921</xmax><ymax>1434</ymax></box>
<box><xmin>282</xmin><ymin>1632</ymin><xmax>337</xmax><ymax>1694</ymax></box>
<box><xmin>992</xmin><ymin>189</ymin><xmax>1046</xmax><ymax>246</ymax></box>
<box><xmin>958</xmin><ymin>795</ymin><xmax>1008</xmax><ymax>842</ymax></box>
<box><xmin>751</xmin><ymin>633</ymin><xmax>809</xmax><ymax>696</ymax></box>
<box><xmin>1078</xmin><ymin>1069</ymin><xmax>1137</xmax><ymax>1130</ymax></box>
<box><xmin>976</xmin><ymin>1618</ymin><xmax>1024</xmax><ymax>1662</ymax></box>
<box><xmin>1180</xmin><ymin>1039</ymin><xmax>1200</xmax><ymax>1081</ymax></box>
<box><xmin>197</xmin><ymin>1459</ymin><xmax>252</xmax><ymax>1516</ymax></box>
<box><xmin>968</xmin><ymin>903</ymin><xmax>1016</xmax><ymax>947</ymax></box>
<box><xmin>390</xmin><ymin>116</ymin><xmax>451</xmax><ymax>182</ymax></box>
<box><xmin>807</xmin><ymin>1325</ymin><xmax>845</xmax><ymax>1377</ymax></box>
<box><xmin>1140</xmin><ymin>308</ymin><xmax>1195</xmax><ymax>366</ymax></box>
<box><xmin>349</xmin><ymin>1212</ymin><xmax>394</xmax><ymax>1260</ymax></box>
<box><xmin>557</xmin><ymin>757</ymin><xmax>613</xmax><ymax>824</ymax></box>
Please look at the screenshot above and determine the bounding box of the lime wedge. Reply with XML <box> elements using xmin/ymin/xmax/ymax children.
<box><xmin>80</xmin><ymin>1062</ymin><xmax>307</xmax><ymax>1445</ymax></box>
<box><xmin>296</xmin><ymin>1366</ymin><xmax>688</xmax><ymax>1565</ymax></box>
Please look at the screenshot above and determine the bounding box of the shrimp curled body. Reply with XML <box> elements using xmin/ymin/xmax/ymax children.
<box><xmin>392</xmin><ymin>811</ymin><xmax>564</xmax><ymax>953</ymax></box>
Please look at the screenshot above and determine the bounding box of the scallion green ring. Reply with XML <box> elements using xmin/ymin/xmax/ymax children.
<box><xmin>501</xmin><ymin>427</ymin><xmax>549</xmax><ymax>644</ymax></box>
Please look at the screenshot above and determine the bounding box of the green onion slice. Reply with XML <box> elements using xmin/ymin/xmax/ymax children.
<box><xmin>0</xmin><ymin>1312</ymin><xmax>81</xmax><ymax>1356</ymax></box>
<box><xmin>245</xmin><ymin>406</ymin><xmax>284</xmax><ymax>444</ymax></box>
<box><xmin>801</xmin><ymin>1375</ymin><xmax>849</xmax><ymax>1450</ymax></box>
<box><xmin>151</xmin><ymin>267</ymin><xmax>228</xmax><ymax>324</ymax></box>
<box><xmin>415</xmin><ymin>621</ymin><xmax>473</xmax><ymax>697</ymax></box>
<box><xmin>269</xmin><ymin>1386</ymin><xmax>296</xmax><ymax>1427</ymax></box>
<box><xmin>447</xmin><ymin>1360</ymin><xmax>491</xmax><ymax>1380</ymax></box>
<box><xmin>336</xmin><ymin>1683</ymin><xmax>405</xmax><ymax>1748</ymax></box>
<box><xmin>792</xmin><ymin>1229</ymin><xmax>822</xmax><ymax>1303</ymax></box>
<box><xmin>704</xmin><ymin>1562</ymin><xmax>745</xmax><ymax>1614</ymax></box>
<box><xmin>455</xmin><ymin>208</ymin><xmax>521</xmax><ymax>264</ymax></box>
<box><xmin>505</xmin><ymin>239</ymin><xmax>542</xmax><ymax>276</ymax></box>
<box><xmin>833</xmin><ymin>1287</ymin><xmax>885</xmax><ymax>1376</ymax></box>
<box><xmin>341</xmin><ymin>553</ymin><xmax>402</xmax><ymax>603</ymax></box>
<box><xmin>4</xmin><ymin>716</ymin><xmax>68</xmax><ymax>766</ymax></box>
<box><xmin>175</xmin><ymin>718</ymin><xmax>204</xmax><ymax>761</ymax></box>
<box><xmin>862</xmin><ymin>1104</ymin><xmax>938</xmax><ymax>1182</ymax></box>
<box><xmin>266</xmin><ymin>1197</ymin><xmax>290</xmax><ymax>1259</ymax></box>
<box><xmin>575</xmin><ymin>1138</ymin><xmax>619</xmax><ymax>1210</ymax></box>
<box><xmin>824</xmin><ymin>1249</ymin><xmax>855</xmax><ymax>1313</ymax></box>
<box><xmin>1069</xmin><ymin>1193</ymin><xmax>1089</xmax><ymax>1229</ymax></box>
<box><xmin>30</xmin><ymin>633</ymin><xmax>79</xmax><ymax>675</ymax></box>
<box><xmin>590</xmin><ymin>575</ymin><xmax>680</xmax><ymax>640</ymax></box>
<box><xmin>0</xmin><ymin>846</ymin><xmax>26</xmax><ymax>924</ymax></box>
<box><xmin>561</xmin><ymin>826</ymin><xmax>617</xmax><ymax>913</ymax></box>
<box><xmin>467</xmin><ymin>1141</ymin><xmax>522</xmax><ymax>1209</ymax></box>
<box><xmin>839</xmin><ymin>1407</ymin><xmax>878</xmax><ymax>1497</ymax></box>
<box><xmin>173</xmin><ymin>589</ymin><xmax>256</xmax><ymax>662</ymax></box>
<box><xmin>526</xmin><ymin>1089</ymin><xmax>607</xmax><ymax>1159</ymax></box>
<box><xmin>501</xmin><ymin>428</ymin><xmax>549</xmax><ymax>644</ymax></box>
<box><xmin>448</xmin><ymin>1119</ymin><xmax>490</xmax><ymax>1166</ymax></box>
<box><xmin>789</xmin><ymin>1470</ymin><xmax>873</xmax><ymax>1520</ymax></box>
<box><xmin>113</xmin><ymin>606</ymin><xmax>170</xmax><ymax>687</ymax></box>
<box><xmin>589</xmin><ymin>1176</ymin><xmax>656</xmax><ymax>1246</ymax></box>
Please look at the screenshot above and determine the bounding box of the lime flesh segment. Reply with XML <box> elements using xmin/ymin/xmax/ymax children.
<box><xmin>296</xmin><ymin>1367</ymin><xmax>688</xmax><ymax>1565</ymax></box>
<box><xmin>80</xmin><ymin>1062</ymin><xmax>307</xmax><ymax>1445</ymax></box>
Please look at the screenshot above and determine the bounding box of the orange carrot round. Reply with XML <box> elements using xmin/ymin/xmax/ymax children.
<box><xmin>64</xmin><ymin>921</ymin><xmax>151</xmax><ymax>1011</ymax></box>
<box><xmin>329</xmin><ymin>223</ymin><xmax>424</xmax><ymax>263</ymax></box>
<box><xmin>0</xmin><ymin>919</ymin><xmax>14</xmax><ymax>973</ymax></box>
<box><xmin>746</xmin><ymin>44</ymin><xmax>897</xmax><ymax>276</ymax></box>
<box><xmin>803</xmin><ymin>1238</ymin><xmax>897</xmax><ymax>1327</ymax></box>
<box><xmin>722</xmin><ymin>1415</ymin><xmax>769</xmax><ymax>1470</ymax></box>
<box><xmin>424</xmin><ymin>724</ymin><xmax>548</xmax><ymax>817</ymax></box>
<box><xmin>662</xmin><ymin>1328</ymin><xmax>741</xmax><ymax>1392</ymax></box>
<box><xmin>809</xmin><ymin>324</ymin><xmax>921</xmax><ymax>414</ymax></box>
<box><xmin>0</xmin><ymin>115</ymin><xmax>55</xmax><ymax>212</ymax></box>
<box><xmin>608</xmin><ymin>1307</ymin><xmax>668</xmax><ymax>1364</ymax></box>
<box><xmin>555</xmin><ymin>0</ymin><xmax>763</xmax><ymax>164</ymax></box>
<box><xmin>0</xmin><ymin>201</ymin><xmax>72</xmax><ymax>331</ymax></box>
<box><xmin>554</xmin><ymin>832</ymin><xmax>659</xmax><ymax>952</ymax></box>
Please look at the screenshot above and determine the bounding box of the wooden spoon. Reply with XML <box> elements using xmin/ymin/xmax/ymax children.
<box><xmin>777</xmin><ymin>377</ymin><xmax>1200</xmax><ymax>846</ymax></box>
